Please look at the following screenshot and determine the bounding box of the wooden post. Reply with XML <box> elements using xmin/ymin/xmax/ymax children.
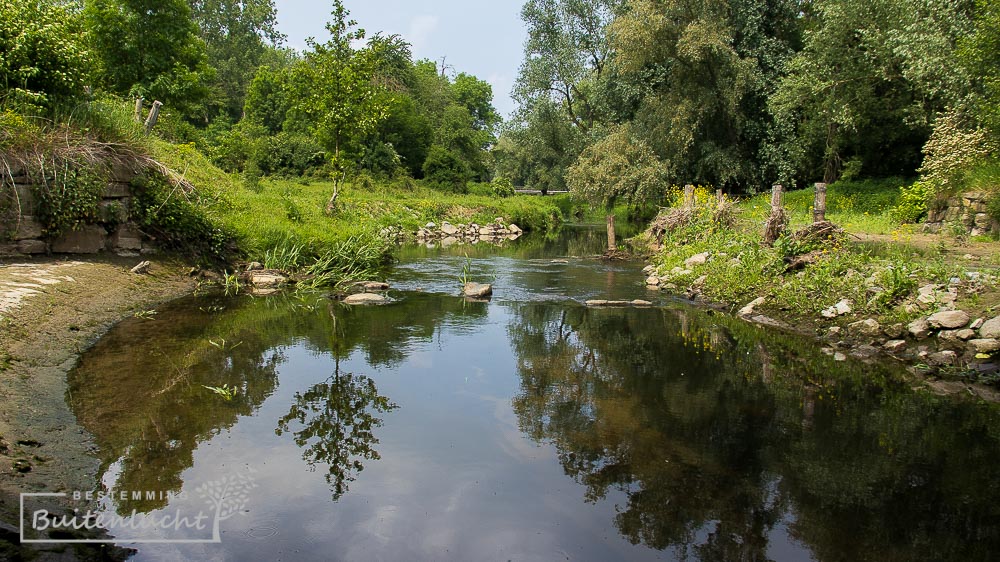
<box><xmin>684</xmin><ymin>184</ymin><xmax>695</xmax><ymax>210</ymax></box>
<box><xmin>770</xmin><ymin>184</ymin><xmax>784</xmax><ymax>210</ymax></box>
<box><xmin>813</xmin><ymin>182</ymin><xmax>827</xmax><ymax>223</ymax></box>
<box><xmin>144</xmin><ymin>100</ymin><xmax>163</xmax><ymax>135</ymax></box>
<box><xmin>716</xmin><ymin>189</ymin><xmax>725</xmax><ymax>209</ymax></box>
<box><xmin>606</xmin><ymin>213</ymin><xmax>617</xmax><ymax>251</ymax></box>
<box><xmin>134</xmin><ymin>98</ymin><xmax>144</xmax><ymax>122</ymax></box>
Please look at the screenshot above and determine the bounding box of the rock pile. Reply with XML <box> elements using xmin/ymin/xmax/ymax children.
<box><xmin>414</xmin><ymin>218</ymin><xmax>523</xmax><ymax>245</ymax></box>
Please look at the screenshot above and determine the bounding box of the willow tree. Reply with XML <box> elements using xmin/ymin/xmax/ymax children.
<box><xmin>566</xmin><ymin>125</ymin><xmax>667</xmax><ymax>251</ymax></box>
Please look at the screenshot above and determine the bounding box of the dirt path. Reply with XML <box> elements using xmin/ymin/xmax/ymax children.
<box><xmin>0</xmin><ymin>255</ymin><xmax>196</xmax><ymax>559</ymax></box>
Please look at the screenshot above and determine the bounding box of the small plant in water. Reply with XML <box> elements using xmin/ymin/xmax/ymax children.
<box><xmin>458</xmin><ymin>254</ymin><xmax>473</xmax><ymax>286</ymax></box>
<box><xmin>223</xmin><ymin>270</ymin><xmax>241</xmax><ymax>296</ymax></box>
<box><xmin>208</xmin><ymin>338</ymin><xmax>243</xmax><ymax>350</ymax></box>
<box><xmin>202</xmin><ymin>384</ymin><xmax>238</xmax><ymax>401</ymax></box>
<box><xmin>134</xmin><ymin>309</ymin><xmax>157</xmax><ymax>320</ymax></box>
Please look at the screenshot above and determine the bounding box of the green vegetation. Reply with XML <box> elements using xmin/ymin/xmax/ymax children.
<box><xmin>643</xmin><ymin>182</ymin><xmax>996</xmax><ymax>325</ymax></box>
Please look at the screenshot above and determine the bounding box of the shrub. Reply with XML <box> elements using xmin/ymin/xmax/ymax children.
<box><xmin>422</xmin><ymin>145</ymin><xmax>471</xmax><ymax>193</ymax></box>
<box><xmin>252</xmin><ymin>132</ymin><xmax>325</xmax><ymax>177</ymax></box>
<box><xmin>919</xmin><ymin>110</ymin><xmax>997</xmax><ymax>191</ymax></box>
<box><xmin>130</xmin><ymin>171</ymin><xmax>231</xmax><ymax>260</ymax></box>
<box><xmin>492</xmin><ymin>176</ymin><xmax>515</xmax><ymax>198</ymax></box>
<box><xmin>889</xmin><ymin>181</ymin><xmax>933</xmax><ymax>224</ymax></box>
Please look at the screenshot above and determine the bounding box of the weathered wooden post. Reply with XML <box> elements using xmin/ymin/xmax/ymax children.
<box><xmin>684</xmin><ymin>184</ymin><xmax>695</xmax><ymax>211</ymax></box>
<box><xmin>134</xmin><ymin>98</ymin><xmax>144</xmax><ymax>123</ymax></box>
<box><xmin>144</xmin><ymin>100</ymin><xmax>163</xmax><ymax>135</ymax></box>
<box><xmin>606</xmin><ymin>212</ymin><xmax>616</xmax><ymax>251</ymax></box>
<box><xmin>813</xmin><ymin>182</ymin><xmax>827</xmax><ymax>223</ymax></box>
<box><xmin>763</xmin><ymin>183</ymin><xmax>788</xmax><ymax>246</ymax></box>
<box><xmin>716</xmin><ymin>189</ymin><xmax>725</xmax><ymax>209</ymax></box>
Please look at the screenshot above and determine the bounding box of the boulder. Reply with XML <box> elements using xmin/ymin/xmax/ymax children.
<box><xmin>848</xmin><ymin>318</ymin><xmax>881</xmax><ymax>337</ymax></box>
<box><xmin>361</xmin><ymin>281</ymin><xmax>390</xmax><ymax>291</ymax></box>
<box><xmin>508</xmin><ymin>223</ymin><xmax>523</xmax><ymax>234</ymax></box>
<box><xmin>50</xmin><ymin>225</ymin><xmax>107</xmax><ymax>254</ymax></box>
<box><xmin>462</xmin><ymin>282</ymin><xmax>493</xmax><ymax>298</ymax></box>
<box><xmin>739</xmin><ymin>297</ymin><xmax>767</xmax><ymax>316</ymax></box>
<box><xmin>908</xmin><ymin>318</ymin><xmax>931</xmax><ymax>340</ymax></box>
<box><xmin>16</xmin><ymin>239</ymin><xmax>47</xmax><ymax>254</ymax></box>
<box><xmin>927</xmin><ymin>350</ymin><xmax>958</xmax><ymax>366</ymax></box>
<box><xmin>109</xmin><ymin>224</ymin><xmax>142</xmax><ymax>250</ymax></box>
<box><xmin>130</xmin><ymin>261</ymin><xmax>151</xmax><ymax>274</ymax></box>
<box><xmin>645</xmin><ymin>275</ymin><xmax>661</xmax><ymax>286</ymax></box>
<box><xmin>441</xmin><ymin>222</ymin><xmax>459</xmax><ymax>236</ymax></box>
<box><xmin>344</xmin><ymin>293</ymin><xmax>387</xmax><ymax>305</ymax></box>
<box><xmin>884</xmin><ymin>340</ymin><xmax>907</xmax><ymax>353</ymax></box>
<box><xmin>969</xmin><ymin>339</ymin><xmax>1000</xmax><ymax>354</ymax></box>
<box><xmin>980</xmin><ymin>315</ymin><xmax>1000</xmax><ymax>339</ymax></box>
<box><xmin>927</xmin><ymin>310</ymin><xmax>971</xmax><ymax>330</ymax></box>
<box><xmin>631</xmin><ymin>299</ymin><xmax>653</xmax><ymax>306</ymax></box>
<box><xmin>250</xmin><ymin>272</ymin><xmax>286</xmax><ymax>288</ymax></box>
<box><xmin>821</xmin><ymin>299</ymin><xmax>853</xmax><ymax>318</ymax></box>
<box><xmin>684</xmin><ymin>252</ymin><xmax>709</xmax><ymax>267</ymax></box>
<box><xmin>642</xmin><ymin>265</ymin><xmax>655</xmax><ymax>275</ymax></box>
<box><xmin>14</xmin><ymin>217</ymin><xmax>44</xmax><ymax>240</ymax></box>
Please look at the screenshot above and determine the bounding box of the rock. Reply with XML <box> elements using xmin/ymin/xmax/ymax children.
<box><xmin>971</xmin><ymin>318</ymin><xmax>984</xmax><ymax>330</ymax></box>
<box><xmin>102</xmin><ymin>182</ymin><xmax>131</xmax><ymax>197</ymax></box>
<box><xmin>462</xmin><ymin>282</ymin><xmax>493</xmax><ymax>298</ymax></box>
<box><xmin>927</xmin><ymin>310</ymin><xmax>971</xmax><ymax>329</ymax></box>
<box><xmin>246</xmin><ymin>262</ymin><xmax>264</xmax><ymax>271</ymax></box>
<box><xmin>739</xmin><ymin>297</ymin><xmax>767</xmax><ymax>316</ymax></box>
<box><xmin>362</xmin><ymin>281</ymin><xmax>390</xmax><ymax>291</ymax></box>
<box><xmin>50</xmin><ymin>224</ymin><xmax>107</xmax><ymax>254</ymax></box>
<box><xmin>908</xmin><ymin>318</ymin><xmax>931</xmax><ymax>340</ymax></box>
<box><xmin>441</xmin><ymin>222</ymin><xmax>459</xmax><ymax>236</ymax></box>
<box><xmin>425</xmin><ymin>222</ymin><xmax>436</xmax><ymax>229</ymax></box>
<box><xmin>821</xmin><ymin>299</ymin><xmax>852</xmax><ymax>318</ymax></box>
<box><xmin>479</xmin><ymin>227</ymin><xmax>493</xmax><ymax>236</ymax></box>
<box><xmin>980</xmin><ymin>315</ymin><xmax>1000</xmax><ymax>339</ymax></box>
<box><xmin>16</xmin><ymin>239</ymin><xmax>47</xmax><ymax>254</ymax></box>
<box><xmin>14</xmin><ymin>217</ymin><xmax>44</xmax><ymax>240</ymax></box>
<box><xmin>938</xmin><ymin>330</ymin><xmax>970</xmax><ymax>348</ymax></box>
<box><xmin>250</xmin><ymin>272</ymin><xmax>286</xmax><ymax>288</ymax></box>
<box><xmin>508</xmin><ymin>223</ymin><xmax>523</xmax><ymax>234</ymax></box>
<box><xmin>109</xmin><ymin>224</ymin><xmax>143</xmax><ymax>251</ymax></box>
<box><xmin>344</xmin><ymin>293</ymin><xmax>388</xmax><ymax>305</ymax></box>
<box><xmin>849</xmin><ymin>318</ymin><xmax>881</xmax><ymax>337</ymax></box>
<box><xmin>684</xmin><ymin>252</ymin><xmax>709</xmax><ymax>267</ymax></box>
<box><xmin>834</xmin><ymin>352</ymin><xmax>847</xmax><ymax>362</ymax></box>
<box><xmin>827</xmin><ymin>326</ymin><xmax>842</xmax><ymax>337</ymax></box>
<box><xmin>631</xmin><ymin>300</ymin><xmax>653</xmax><ymax>306</ymax></box>
<box><xmin>642</xmin><ymin>265</ymin><xmax>655</xmax><ymax>275</ymax></box>
<box><xmin>882</xmin><ymin>323</ymin><xmax>905</xmax><ymax>339</ymax></box>
<box><xmin>927</xmin><ymin>350</ymin><xmax>958</xmax><ymax>366</ymax></box>
<box><xmin>585</xmin><ymin>300</ymin><xmax>609</xmax><ymax>306</ymax></box>
<box><xmin>130</xmin><ymin>261</ymin><xmax>152</xmax><ymax>274</ymax></box>
<box><xmin>692</xmin><ymin>275</ymin><xmax>708</xmax><ymax>287</ymax></box>
<box><xmin>884</xmin><ymin>340</ymin><xmax>907</xmax><ymax>353</ymax></box>
<box><xmin>645</xmin><ymin>275</ymin><xmax>661</xmax><ymax>286</ymax></box>
<box><xmin>969</xmin><ymin>339</ymin><xmax>1000</xmax><ymax>354</ymax></box>
<box><xmin>955</xmin><ymin>328</ymin><xmax>976</xmax><ymax>340</ymax></box>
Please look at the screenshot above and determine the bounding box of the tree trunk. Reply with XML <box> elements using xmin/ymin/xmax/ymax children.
<box><xmin>606</xmin><ymin>213</ymin><xmax>616</xmax><ymax>252</ymax></box>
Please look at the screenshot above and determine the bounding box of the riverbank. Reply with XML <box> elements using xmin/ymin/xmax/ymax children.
<box><xmin>0</xmin><ymin>255</ymin><xmax>196</xmax><ymax>559</ymax></box>
<box><xmin>637</xmin><ymin>184</ymin><xmax>1000</xmax><ymax>392</ymax></box>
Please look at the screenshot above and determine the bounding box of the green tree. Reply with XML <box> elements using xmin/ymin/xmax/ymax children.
<box><xmin>494</xmin><ymin>97</ymin><xmax>583</xmax><ymax>193</ymax></box>
<box><xmin>960</xmin><ymin>0</ymin><xmax>1000</xmax><ymax>133</ymax></box>
<box><xmin>0</xmin><ymin>0</ymin><xmax>91</xmax><ymax>112</ymax></box>
<box><xmin>288</xmin><ymin>0</ymin><xmax>389</xmax><ymax>211</ymax></box>
<box><xmin>84</xmin><ymin>0</ymin><xmax>214</xmax><ymax>115</ymax></box>
<box><xmin>187</xmin><ymin>0</ymin><xmax>285</xmax><ymax>122</ymax></box>
<box><xmin>772</xmin><ymin>0</ymin><xmax>973</xmax><ymax>183</ymax></box>
<box><xmin>566</xmin><ymin>125</ymin><xmax>667</xmax><ymax>250</ymax></box>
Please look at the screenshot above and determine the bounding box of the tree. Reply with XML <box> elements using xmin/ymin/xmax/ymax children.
<box><xmin>288</xmin><ymin>0</ymin><xmax>389</xmax><ymax>211</ymax></box>
<box><xmin>960</xmin><ymin>0</ymin><xmax>1000</xmax><ymax>133</ymax></box>
<box><xmin>187</xmin><ymin>0</ymin><xmax>286</xmax><ymax>122</ymax></box>
<box><xmin>494</xmin><ymin>97</ymin><xmax>583</xmax><ymax>193</ymax></box>
<box><xmin>771</xmin><ymin>0</ymin><xmax>973</xmax><ymax>182</ymax></box>
<box><xmin>0</xmin><ymin>0</ymin><xmax>91</xmax><ymax>112</ymax></box>
<box><xmin>566</xmin><ymin>125</ymin><xmax>667</xmax><ymax>250</ymax></box>
<box><xmin>84</xmin><ymin>0</ymin><xmax>214</xmax><ymax>114</ymax></box>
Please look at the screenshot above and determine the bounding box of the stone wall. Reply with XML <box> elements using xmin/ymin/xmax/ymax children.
<box><xmin>0</xmin><ymin>165</ymin><xmax>147</xmax><ymax>257</ymax></box>
<box><xmin>923</xmin><ymin>191</ymin><xmax>999</xmax><ymax>237</ymax></box>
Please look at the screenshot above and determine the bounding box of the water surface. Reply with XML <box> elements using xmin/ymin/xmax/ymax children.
<box><xmin>67</xmin><ymin>227</ymin><xmax>1000</xmax><ymax>561</ymax></box>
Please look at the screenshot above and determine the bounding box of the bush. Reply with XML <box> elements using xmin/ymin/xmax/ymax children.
<box><xmin>130</xmin><ymin>171</ymin><xmax>231</xmax><ymax>260</ymax></box>
<box><xmin>492</xmin><ymin>176</ymin><xmax>515</xmax><ymax>198</ymax></box>
<box><xmin>252</xmin><ymin>132</ymin><xmax>325</xmax><ymax>177</ymax></box>
<box><xmin>889</xmin><ymin>181</ymin><xmax>933</xmax><ymax>224</ymax></box>
<box><xmin>919</xmin><ymin>110</ymin><xmax>997</xmax><ymax>191</ymax></box>
<box><xmin>0</xmin><ymin>0</ymin><xmax>90</xmax><ymax>112</ymax></box>
<box><xmin>422</xmin><ymin>145</ymin><xmax>471</xmax><ymax>193</ymax></box>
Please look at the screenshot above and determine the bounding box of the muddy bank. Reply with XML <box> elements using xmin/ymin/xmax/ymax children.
<box><xmin>0</xmin><ymin>255</ymin><xmax>196</xmax><ymax>559</ymax></box>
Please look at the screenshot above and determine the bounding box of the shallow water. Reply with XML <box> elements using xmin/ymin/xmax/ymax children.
<box><xmin>65</xmin><ymin>226</ymin><xmax>1000</xmax><ymax>561</ymax></box>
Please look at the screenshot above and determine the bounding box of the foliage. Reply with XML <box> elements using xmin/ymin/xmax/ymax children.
<box><xmin>0</xmin><ymin>0</ymin><xmax>91</xmax><ymax>112</ymax></box>
<box><xmin>422</xmin><ymin>145</ymin><xmax>472</xmax><ymax>193</ymax></box>
<box><xmin>566</xmin><ymin>126</ymin><xmax>667</xmax><ymax>210</ymax></box>
<box><xmin>959</xmin><ymin>0</ymin><xmax>1000</xmax><ymax>133</ymax></box>
<box><xmin>918</xmin><ymin>110</ymin><xmax>997</xmax><ymax>190</ymax></box>
<box><xmin>85</xmin><ymin>0</ymin><xmax>214</xmax><ymax>114</ymax></box>
<box><xmin>32</xmin><ymin>165</ymin><xmax>107</xmax><ymax>237</ymax></box>
<box><xmin>130</xmin><ymin>170</ymin><xmax>231</xmax><ymax>260</ymax></box>
<box><xmin>890</xmin><ymin>181</ymin><xmax>933</xmax><ymax>224</ymax></box>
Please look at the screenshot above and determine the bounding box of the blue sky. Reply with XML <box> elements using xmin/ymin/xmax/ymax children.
<box><xmin>272</xmin><ymin>0</ymin><xmax>528</xmax><ymax>118</ymax></box>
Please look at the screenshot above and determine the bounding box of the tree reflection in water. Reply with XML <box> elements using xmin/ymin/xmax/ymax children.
<box><xmin>276</xmin><ymin>363</ymin><xmax>397</xmax><ymax>500</ymax></box>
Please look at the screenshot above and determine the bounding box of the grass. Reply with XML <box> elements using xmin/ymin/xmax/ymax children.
<box><xmin>645</xmin><ymin>180</ymin><xmax>996</xmax><ymax>327</ymax></box>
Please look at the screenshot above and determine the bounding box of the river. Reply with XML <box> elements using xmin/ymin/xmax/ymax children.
<box><xmin>62</xmin><ymin>226</ymin><xmax>1000</xmax><ymax>560</ymax></box>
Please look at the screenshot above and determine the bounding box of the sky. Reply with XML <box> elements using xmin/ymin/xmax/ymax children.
<box><xmin>272</xmin><ymin>0</ymin><xmax>528</xmax><ymax>118</ymax></box>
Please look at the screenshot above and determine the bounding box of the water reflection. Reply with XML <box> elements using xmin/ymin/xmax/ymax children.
<box><xmin>507</xmin><ymin>303</ymin><xmax>1000</xmax><ymax>560</ymax></box>
<box><xmin>275</xmin><ymin>366</ymin><xmax>397</xmax><ymax>500</ymax></box>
